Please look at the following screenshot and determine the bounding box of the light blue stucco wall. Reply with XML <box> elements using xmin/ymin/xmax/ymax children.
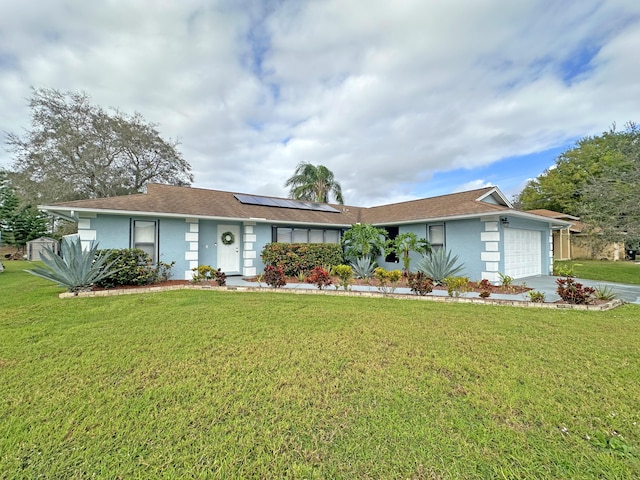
<box><xmin>87</xmin><ymin>214</ymin><xmax>192</xmax><ymax>279</ymax></box>
<box><xmin>374</xmin><ymin>217</ymin><xmax>553</xmax><ymax>281</ymax></box>
<box><xmin>83</xmin><ymin>213</ymin><xmax>552</xmax><ymax>281</ymax></box>
<box><xmin>442</xmin><ymin>220</ymin><xmax>485</xmax><ymax>280</ymax></box>
<box><xmin>159</xmin><ymin>217</ymin><xmax>191</xmax><ymax>274</ymax></box>
<box><xmin>88</xmin><ymin>215</ymin><xmax>130</xmax><ymax>249</ymax></box>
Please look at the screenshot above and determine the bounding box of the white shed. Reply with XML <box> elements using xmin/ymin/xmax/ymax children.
<box><xmin>27</xmin><ymin>237</ymin><xmax>59</xmax><ymax>261</ymax></box>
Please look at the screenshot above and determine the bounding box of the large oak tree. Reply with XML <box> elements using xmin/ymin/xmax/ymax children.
<box><xmin>515</xmin><ymin>123</ymin><xmax>640</xmax><ymax>245</ymax></box>
<box><xmin>5</xmin><ymin>88</ymin><xmax>193</xmax><ymax>204</ymax></box>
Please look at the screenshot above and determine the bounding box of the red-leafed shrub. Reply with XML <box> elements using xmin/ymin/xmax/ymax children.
<box><xmin>306</xmin><ymin>266</ymin><xmax>332</xmax><ymax>290</ymax></box>
<box><xmin>263</xmin><ymin>265</ymin><xmax>286</xmax><ymax>288</ymax></box>
<box><xmin>407</xmin><ymin>271</ymin><xmax>433</xmax><ymax>296</ymax></box>
<box><xmin>556</xmin><ymin>277</ymin><xmax>595</xmax><ymax>304</ymax></box>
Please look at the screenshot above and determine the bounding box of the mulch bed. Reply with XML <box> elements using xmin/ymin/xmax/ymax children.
<box><xmin>92</xmin><ymin>277</ymin><xmax>530</xmax><ymax>294</ymax></box>
<box><xmin>245</xmin><ymin>276</ymin><xmax>532</xmax><ymax>295</ymax></box>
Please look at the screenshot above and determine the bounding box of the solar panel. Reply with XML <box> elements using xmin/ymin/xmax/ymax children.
<box><xmin>234</xmin><ymin>194</ymin><xmax>340</xmax><ymax>213</ymax></box>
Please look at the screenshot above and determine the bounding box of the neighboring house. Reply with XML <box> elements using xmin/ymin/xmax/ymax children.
<box><xmin>527</xmin><ymin>209</ymin><xmax>624</xmax><ymax>261</ymax></box>
<box><xmin>39</xmin><ymin>184</ymin><xmax>571</xmax><ymax>281</ymax></box>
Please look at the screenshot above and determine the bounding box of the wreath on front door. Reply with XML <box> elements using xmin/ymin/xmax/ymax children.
<box><xmin>221</xmin><ymin>231</ymin><xmax>235</xmax><ymax>245</ymax></box>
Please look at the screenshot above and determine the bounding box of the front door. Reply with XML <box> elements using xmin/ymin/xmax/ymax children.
<box><xmin>217</xmin><ymin>225</ymin><xmax>241</xmax><ymax>274</ymax></box>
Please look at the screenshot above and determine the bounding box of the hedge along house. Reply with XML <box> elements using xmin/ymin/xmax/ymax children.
<box><xmin>39</xmin><ymin>184</ymin><xmax>571</xmax><ymax>282</ymax></box>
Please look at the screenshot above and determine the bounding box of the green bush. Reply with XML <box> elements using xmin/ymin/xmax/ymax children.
<box><xmin>416</xmin><ymin>249</ymin><xmax>465</xmax><ymax>285</ymax></box>
<box><xmin>95</xmin><ymin>249</ymin><xmax>169</xmax><ymax>288</ymax></box>
<box><xmin>350</xmin><ymin>256</ymin><xmax>376</xmax><ymax>279</ymax></box>
<box><xmin>444</xmin><ymin>276</ymin><xmax>471</xmax><ymax>298</ymax></box>
<box><xmin>261</xmin><ymin>243</ymin><xmax>343</xmax><ymax>277</ymax></box>
<box><xmin>528</xmin><ymin>291</ymin><xmax>546</xmax><ymax>303</ymax></box>
<box><xmin>374</xmin><ymin>267</ymin><xmax>402</xmax><ymax>294</ymax></box>
<box><xmin>191</xmin><ymin>265</ymin><xmax>226</xmax><ymax>286</ymax></box>
<box><xmin>332</xmin><ymin>264</ymin><xmax>353</xmax><ymax>290</ymax></box>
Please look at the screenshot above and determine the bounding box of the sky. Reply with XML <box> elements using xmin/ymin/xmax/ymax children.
<box><xmin>1</xmin><ymin>0</ymin><xmax>640</xmax><ymax>207</ymax></box>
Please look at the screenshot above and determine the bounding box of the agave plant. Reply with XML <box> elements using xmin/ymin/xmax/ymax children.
<box><xmin>26</xmin><ymin>236</ymin><xmax>119</xmax><ymax>293</ymax></box>
<box><xmin>416</xmin><ymin>249</ymin><xmax>465</xmax><ymax>285</ymax></box>
<box><xmin>350</xmin><ymin>255</ymin><xmax>376</xmax><ymax>279</ymax></box>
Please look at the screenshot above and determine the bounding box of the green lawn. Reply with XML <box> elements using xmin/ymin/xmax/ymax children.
<box><xmin>555</xmin><ymin>259</ymin><xmax>640</xmax><ymax>284</ymax></box>
<box><xmin>1</xmin><ymin>261</ymin><xmax>640</xmax><ymax>479</ymax></box>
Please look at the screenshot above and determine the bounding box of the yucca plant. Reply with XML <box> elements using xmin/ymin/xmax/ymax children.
<box><xmin>350</xmin><ymin>255</ymin><xmax>376</xmax><ymax>279</ymax></box>
<box><xmin>416</xmin><ymin>249</ymin><xmax>465</xmax><ymax>285</ymax></box>
<box><xmin>26</xmin><ymin>236</ymin><xmax>119</xmax><ymax>293</ymax></box>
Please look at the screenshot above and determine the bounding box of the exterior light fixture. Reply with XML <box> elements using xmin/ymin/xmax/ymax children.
<box><xmin>500</xmin><ymin>216</ymin><xmax>509</xmax><ymax>227</ymax></box>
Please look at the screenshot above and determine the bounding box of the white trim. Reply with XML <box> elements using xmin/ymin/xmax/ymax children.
<box><xmin>481</xmin><ymin>251</ymin><xmax>500</xmax><ymax>262</ymax></box>
<box><xmin>78</xmin><ymin>230</ymin><xmax>96</xmax><ymax>241</ymax></box>
<box><xmin>480</xmin><ymin>231</ymin><xmax>500</xmax><ymax>242</ymax></box>
<box><xmin>476</xmin><ymin>187</ymin><xmax>513</xmax><ymax>208</ymax></box>
<box><xmin>77</xmin><ymin>218</ymin><xmax>91</xmax><ymax>230</ymax></box>
<box><xmin>483</xmin><ymin>221</ymin><xmax>499</xmax><ymax>232</ymax></box>
<box><xmin>485</xmin><ymin>242</ymin><xmax>499</xmax><ymax>251</ymax></box>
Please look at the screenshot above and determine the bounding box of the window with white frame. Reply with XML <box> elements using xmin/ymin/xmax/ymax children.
<box><xmin>273</xmin><ymin>227</ymin><xmax>341</xmax><ymax>244</ymax></box>
<box><xmin>132</xmin><ymin>220</ymin><xmax>158</xmax><ymax>261</ymax></box>
<box><xmin>428</xmin><ymin>224</ymin><xmax>445</xmax><ymax>252</ymax></box>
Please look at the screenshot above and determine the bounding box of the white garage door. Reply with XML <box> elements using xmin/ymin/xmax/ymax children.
<box><xmin>504</xmin><ymin>229</ymin><xmax>542</xmax><ymax>279</ymax></box>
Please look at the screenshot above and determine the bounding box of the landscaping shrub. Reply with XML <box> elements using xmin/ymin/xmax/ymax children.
<box><xmin>26</xmin><ymin>237</ymin><xmax>119</xmax><ymax>293</ymax></box>
<box><xmin>407</xmin><ymin>271</ymin><xmax>433</xmax><ymax>296</ymax></box>
<box><xmin>263</xmin><ymin>265</ymin><xmax>286</xmax><ymax>288</ymax></box>
<box><xmin>374</xmin><ymin>267</ymin><xmax>402</xmax><ymax>294</ymax></box>
<box><xmin>307</xmin><ymin>266</ymin><xmax>332</xmax><ymax>289</ymax></box>
<box><xmin>261</xmin><ymin>243</ymin><xmax>343</xmax><ymax>277</ymax></box>
<box><xmin>556</xmin><ymin>277</ymin><xmax>596</xmax><ymax>304</ymax></box>
<box><xmin>341</xmin><ymin>223</ymin><xmax>388</xmax><ymax>260</ymax></box>
<box><xmin>594</xmin><ymin>285</ymin><xmax>616</xmax><ymax>301</ymax></box>
<box><xmin>95</xmin><ymin>248</ymin><xmax>169</xmax><ymax>288</ymax></box>
<box><xmin>416</xmin><ymin>249</ymin><xmax>465</xmax><ymax>285</ymax></box>
<box><xmin>332</xmin><ymin>264</ymin><xmax>353</xmax><ymax>290</ymax></box>
<box><xmin>478</xmin><ymin>278</ymin><xmax>492</xmax><ymax>298</ymax></box>
<box><xmin>191</xmin><ymin>265</ymin><xmax>226</xmax><ymax>286</ymax></box>
<box><xmin>553</xmin><ymin>261</ymin><xmax>581</xmax><ymax>277</ymax></box>
<box><xmin>445</xmin><ymin>276</ymin><xmax>471</xmax><ymax>297</ymax></box>
<box><xmin>350</xmin><ymin>255</ymin><xmax>376</xmax><ymax>280</ymax></box>
<box><xmin>528</xmin><ymin>291</ymin><xmax>546</xmax><ymax>303</ymax></box>
<box><xmin>498</xmin><ymin>272</ymin><xmax>514</xmax><ymax>289</ymax></box>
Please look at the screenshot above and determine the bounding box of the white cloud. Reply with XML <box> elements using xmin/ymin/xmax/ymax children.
<box><xmin>453</xmin><ymin>180</ymin><xmax>493</xmax><ymax>193</ymax></box>
<box><xmin>1</xmin><ymin>0</ymin><xmax>640</xmax><ymax>205</ymax></box>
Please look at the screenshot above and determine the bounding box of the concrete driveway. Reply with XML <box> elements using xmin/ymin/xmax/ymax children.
<box><xmin>522</xmin><ymin>276</ymin><xmax>640</xmax><ymax>304</ymax></box>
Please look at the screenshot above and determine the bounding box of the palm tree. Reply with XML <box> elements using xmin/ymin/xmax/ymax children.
<box><xmin>284</xmin><ymin>162</ymin><xmax>344</xmax><ymax>204</ymax></box>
